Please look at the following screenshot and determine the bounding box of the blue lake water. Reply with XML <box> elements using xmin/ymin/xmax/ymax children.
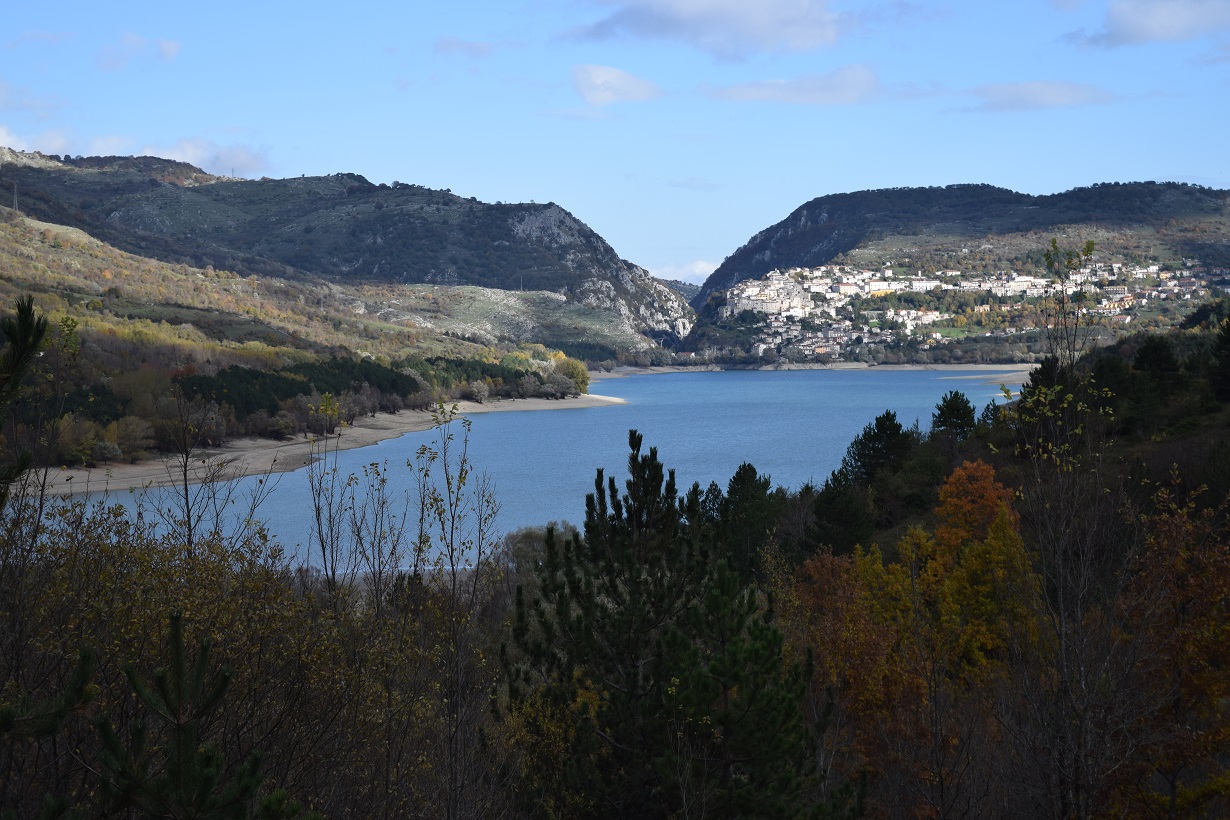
<box><xmin>90</xmin><ymin>368</ymin><xmax>1024</xmax><ymax>562</ymax></box>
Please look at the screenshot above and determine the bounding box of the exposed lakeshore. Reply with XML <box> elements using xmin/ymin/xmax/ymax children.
<box><xmin>591</xmin><ymin>361</ymin><xmax>1036</xmax><ymax>380</ymax></box>
<box><xmin>45</xmin><ymin>363</ymin><xmax>1034</xmax><ymax>496</ymax></box>
<box><xmin>44</xmin><ymin>392</ymin><xmax>628</xmax><ymax>496</ymax></box>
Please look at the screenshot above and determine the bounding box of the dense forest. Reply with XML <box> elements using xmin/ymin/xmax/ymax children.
<box><xmin>4</xmin><ymin>288</ymin><xmax>1230</xmax><ymax>818</ymax></box>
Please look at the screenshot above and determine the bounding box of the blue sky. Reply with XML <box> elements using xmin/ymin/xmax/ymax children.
<box><xmin>3</xmin><ymin>1</ymin><xmax>1228</xmax><ymax>283</ymax></box>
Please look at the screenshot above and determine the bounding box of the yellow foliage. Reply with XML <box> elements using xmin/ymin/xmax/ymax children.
<box><xmin>555</xmin><ymin>356</ymin><xmax>590</xmax><ymax>393</ymax></box>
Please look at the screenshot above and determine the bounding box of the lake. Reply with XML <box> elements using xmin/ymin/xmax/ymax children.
<box><xmin>219</xmin><ymin>367</ymin><xmax>1023</xmax><ymax>561</ymax></box>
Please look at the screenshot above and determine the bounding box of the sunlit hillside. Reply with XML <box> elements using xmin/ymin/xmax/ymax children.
<box><xmin>0</xmin><ymin>206</ymin><xmax>660</xmax><ymax>370</ymax></box>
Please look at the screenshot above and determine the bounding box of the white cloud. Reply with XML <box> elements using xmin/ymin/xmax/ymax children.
<box><xmin>1078</xmin><ymin>0</ymin><xmax>1230</xmax><ymax>45</ymax></box>
<box><xmin>0</xmin><ymin>130</ymin><xmax>267</xmax><ymax>175</ymax></box>
<box><xmin>97</xmin><ymin>32</ymin><xmax>147</xmax><ymax>71</ymax></box>
<box><xmin>1205</xmin><ymin>40</ymin><xmax>1230</xmax><ymax>61</ymax></box>
<box><xmin>5</xmin><ymin>30</ymin><xmax>73</xmax><ymax>48</ymax></box>
<box><xmin>966</xmin><ymin>81</ymin><xmax>1114</xmax><ymax>111</ymax></box>
<box><xmin>434</xmin><ymin>37</ymin><xmax>496</xmax><ymax>58</ymax></box>
<box><xmin>87</xmin><ymin>135</ymin><xmax>135</xmax><ymax>156</ymax></box>
<box><xmin>572</xmin><ymin>64</ymin><xmax>661</xmax><ymax>105</ymax></box>
<box><xmin>843</xmin><ymin>3</ymin><xmax>944</xmax><ymax>32</ymax></box>
<box><xmin>140</xmin><ymin>138</ymin><xmax>270</xmax><ymax>177</ymax></box>
<box><xmin>38</xmin><ymin>132</ymin><xmax>73</xmax><ymax>155</ymax></box>
<box><xmin>651</xmin><ymin>260</ymin><xmax>718</xmax><ymax>284</ymax></box>
<box><xmin>0</xmin><ymin>124</ymin><xmax>30</xmax><ymax>151</ymax></box>
<box><xmin>0</xmin><ymin>82</ymin><xmax>60</xmax><ymax>119</ymax></box>
<box><xmin>97</xmin><ymin>32</ymin><xmax>181</xmax><ymax>69</ymax></box>
<box><xmin>715</xmin><ymin>64</ymin><xmax>878</xmax><ymax>105</ymax></box>
<box><xmin>580</xmin><ymin>0</ymin><xmax>839</xmax><ymax>57</ymax></box>
<box><xmin>0</xmin><ymin>125</ymin><xmax>72</xmax><ymax>155</ymax></box>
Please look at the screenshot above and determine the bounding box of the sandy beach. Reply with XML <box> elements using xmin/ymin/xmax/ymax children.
<box><xmin>44</xmin><ymin>392</ymin><xmax>628</xmax><ymax>496</ymax></box>
<box><xmin>44</xmin><ymin>361</ymin><xmax>1035</xmax><ymax>496</ymax></box>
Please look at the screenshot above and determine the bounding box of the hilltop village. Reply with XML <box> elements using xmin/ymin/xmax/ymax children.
<box><xmin>704</xmin><ymin>259</ymin><xmax>1225</xmax><ymax>361</ymax></box>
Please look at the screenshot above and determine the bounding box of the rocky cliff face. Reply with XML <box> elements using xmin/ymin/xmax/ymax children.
<box><xmin>508</xmin><ymin>204</ymin><xmax>692</xmax><ymax>340</ymax></box>
<box><xmin>0</xmin><ymin>147</ymin><xmax>63</xmax><ymax>170</ymax></box>
<box><xmin>0</xmin><ymin>149</ymin><xmax>695</xmax><ymax>344</ymax></box>
<box><xmin>572</xmin><ymin>266</ymin><xmax>693</xmax><ymax>342</ymax></box>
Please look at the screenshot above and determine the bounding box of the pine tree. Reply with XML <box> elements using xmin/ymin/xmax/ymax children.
<box><xmin>840</xmin><ymin>411</ymin><xmax>916</xmax><ymax>485</ymax></box>
<box><xmin>1210</xmin><ymin>319</ymin><xmax>1230</xmax><ymax>402</ymax></box>
<box><xmin>506</xmin><ymin>431</ymin><xmax>818</xmax><ymax>817</ymax></box>
<box><xmin>719</xmin><ymin>462</ymin><xmax>781</xmax><ymax>583</ymax></box>
<box><xmin>96</xmin><ymin>613</ymin><xmax>265</xmax><ymax>819</ymax></box>
<box><xmin>0</xmin><ymin>296</ymin><xmax>49</xmax><ymax>513</ymax></box>
<box><xmin>807</xmin><ymin>468</ymin><xmax>874</xmax><ymax>556</ymax></box>
<box><xmin>931</xmin><ymin>390</ymin><xmax>976</xmax><ymax>442</ymax></box>
<box><xmin>659</xmin><ymin>560</ymin><xmax>813</xmax><ymax>817</ymax></box>
<box><xmin>0</xmin><ymin>648</ymin><xmax>94</xmax><ymax>740</ymax></box>
<box><xmin>0</xmin><ymin>648</ymin><xmax>95</xmax><ymax>820</ymax></box>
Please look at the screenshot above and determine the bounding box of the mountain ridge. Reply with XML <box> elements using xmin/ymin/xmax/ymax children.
<box><xmin>0</xmin><ymin>147</ymin><xmax>693</xmax><ymax>345</ymax></box>
<box><xmin>694</xmin><ymin>182</ymin><xmax>1230</xmax><ymax>309</ymax></box>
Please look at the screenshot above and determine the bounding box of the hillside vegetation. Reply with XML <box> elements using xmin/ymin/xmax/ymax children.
<box><xmin>0</xmin><ymin>207</ymin><xmax>617</xmax><ymax>465</ymax></box>
<box><xmin>0</xmin><ymin>206</ymin><xmax>654</xmax><ymax>360</ymax></box>
<box><xmin>0</xmin><ymin>147</ymin><xmax>693</xmax><ymax>344</ymax></box>
<box><xmin>696</xmin><ymin>182</ymin><xmax>1230</xmax><ymax>307</ymax></box>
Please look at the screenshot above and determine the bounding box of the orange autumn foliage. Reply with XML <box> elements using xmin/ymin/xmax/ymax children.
<box><xmin>933</xmin><ymin>459</ymin><xmax>1017</xmax><ymax>554</ymax></box>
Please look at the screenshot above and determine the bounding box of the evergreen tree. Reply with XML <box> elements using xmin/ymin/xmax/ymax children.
<box><xmin>931</xmin><ymin>390</ymin><xmax>976</xmax><ymax>442</ymax></box>
<box><xmin>840</xmin><ymin>411</ymin><xmax>917</xmax><ymax>484</ymax></box>
<box><xmin>719</xmin><ymin>462</ymin><xmax>781</xmax><ymax>582</ymax></box>
<box><xmin>807</xmin><ymin>469</ymin><xmax>874</xmax><ymax>556</ymax></box>
<box><xmin>0</xmin><ymin>296</ymin><xmax>49</xmax><ymax>513</ymax></box>
<box><xmin>1133</xmin><ymin>334</ymin><xmax>1179</xmax><ymax>387</ymax></box>
<box><xmin>506</xmin><ymin>431</ymin><xmax>818</xmax><ymax>817</ymax></box>
<box><xmin>659</xmin><ymin>560</ymin><xmax>813</xmax><ymax>817</ymax></box>
<box><xmin>0</xmin><ymin>649</ymin><xmax>94</xmax><ymax>741</ymax></box>
<box><xmin>96</xmin><ymin>613</ymin><xmax>267</xmax><ymax>819</ymax></box>
<box><xmin>1211</xmin><ymin>320</ymin><xmax>1230</xmax><ymax>402</ymax></box>
<box><xmin>0</xmin><ymin>648</ymin><xmax>95</xmax><ymax>820</ymax></box>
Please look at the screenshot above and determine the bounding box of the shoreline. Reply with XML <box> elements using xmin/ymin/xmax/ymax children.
<box><xmin>46</xmin><ymin>361</ymin><xmax>1035</xmax><ymax>496</ymax></box>
<box><xmin>590</xmin><ymin>361</ymin><xmax>1036</xmax><ymax>381</ymax></box>
<box><xmin>44</xmin><ymin>392</ymin><xmax>627</xmax><ymax>497</ymax></box>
